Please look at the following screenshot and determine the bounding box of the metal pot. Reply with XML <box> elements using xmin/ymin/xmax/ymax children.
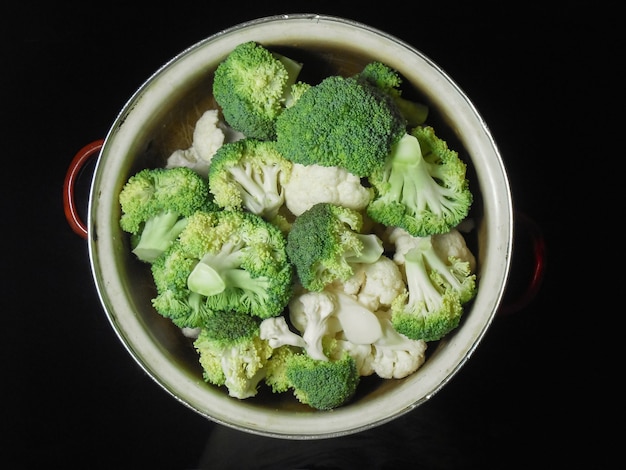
<box><xmin>64</xmin><ymin>14</ymin><xmax>545</xmax><ymax>439</ymax></box>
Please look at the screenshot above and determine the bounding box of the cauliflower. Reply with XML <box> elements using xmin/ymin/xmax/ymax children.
<box><xmin>288</xmin><ymin>281</ymin><xmax>425</xmax><ymax>380</ymax></box>
<box><xmin>259</xmin><ymin>316</ymin><xmax>306</xmax><ymax>349</ymax></box>
<box><xmin>288</xmin><ymin>287</ymin><xmax>386</xmax><ymax>360</ymax></box>
<box><xmin>333</xmin><ymin>255</ymin><xmax>406</xmax><ymax>312</ymax></box>
<box><xmin>329</xmin><ymin>312</ymin><xmax>427</xmax><ymax>379</ymax></box>
<box><xmin>431</xmin><ymin>227</ymin><xmax>477</xmax><ymax>273</ymax></box>
<box><xmin>369</xmin><ymin>315</ymin><xmax>427</xmax><ymax>379</ymax></box>
<box><xmin>166</xmin><ymin>109</ymin><xmax>244</xmax><ymax>177</ymax></box>
<box><xmin>288</xmin><ymin>290</ymin><xmax>342</xmax><ymax>360</ymax></box>
<box><xmin>283</xmin><ymin>163</ymin><xmax>374</xmax><ymax>216</ymax></box>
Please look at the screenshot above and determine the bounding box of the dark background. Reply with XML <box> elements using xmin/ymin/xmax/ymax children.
<box><xmin>3</xmin><ymin>2</ymin><xmax>600</xmax><ymax>468</ymax></box>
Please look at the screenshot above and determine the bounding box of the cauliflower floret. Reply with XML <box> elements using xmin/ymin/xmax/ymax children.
<box><xmin>332</xmin><ymin>338</ymin><xmax>375</xmax><ymax>377</ymax></box>
<box><xmin>332</xmin><ymin>256</ymin><xmax>406</xmax><ymax>312</ymax></box>
<box><xmin>283</xmin><ymin>163</ymin><xmax>374</xmax><ymax>216</ymax></box>
<box><xmin>289</xmin><ymin>288</ymin><xmax>383</xmax><ymax>359</ymax></box>
<box><xmin>259</xmin><ymin>316</ymin><xmax>306</xmax><ymax>349</ymax></box>
<box><xmin>289</xmin><ymin>291</ymin><xmax>342</xmax><ymax>360</ymax></box>
<box><xmin>370</xmin><ymin>316</ymin><xmax>427</xmax><ymax>379</ymax></box>
<box><xmin>329</xmin><ymin>314</ymin><xmax>427</xmax><ymax>379</ymax></box>
<box><xmin>191</xmin><ymin>108</ymin><xmax>226</xmax><ymax>162</ymax></box>
<box><xmin>432</xmin><ymin>228</ymin><xmax>477</xmax><ymax>272</ymax></box>
<box><xmin>166</xmin><ymin>109</ymin><xmax>244</xmax><ymax>177</ymax></box>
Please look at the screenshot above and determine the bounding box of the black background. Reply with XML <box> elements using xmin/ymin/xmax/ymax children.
<box><xmin>3</xmin><ymin>2</ymin><xmax>601</xmax><ymax>468</ymax></box>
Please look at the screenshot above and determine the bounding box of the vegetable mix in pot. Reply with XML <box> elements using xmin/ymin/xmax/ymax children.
<box><xmin>118</xmin><ymin>40</ymin><xmax>477</xmax><ymax>410</ymax></box>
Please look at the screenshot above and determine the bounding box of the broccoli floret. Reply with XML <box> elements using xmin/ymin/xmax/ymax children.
<box><xmin>367</xmin><ymin>126</ymin><xmax>473</xmax><ymax>237</ymax></box>
<box><xmin>284</xmin><ymin>351</ymin><xmax>360</xmax><ymax>411</ymax></box>
<box><xmin>208</xmin><ymin>138</ymin><xmax>292</xmax><ymax>222</ymax></box>
<box><xmin>286</xmin><ymin>203</ymin><xmax>384</xmax><ymax>292</ymax></box>
<box><xmin>389</xmin><ymin>228</ymin><xmax>477</xmax><ymax>342</ymax></box>
<box><xmin>275</xmin><ymin>74</ymin><xmax>406</xmax><ymax>177</ymax></box>
<box><xmin>151</xmin><ymin>209</ymin><xmax>294</xmax><ymax>328</ymax></box>
<box><xmin>263</xmin><ymin>344</ymin><xmax>300</xmax><ymax>394</ymax></box>
<box><xmin>213</xmin><ymin>41</ymin><xmax>304</xmax><ymax>140</ymax></box>
<box><xmin>194</xmin><ymin>312</ymin><xmax>273</xmax><ymax>399</ymax></box>
<box><xmin>357</xmin><ymin>61</ymin><xmax>429</xmax><ymax>127</ymax></box>
<box><xmin>118</xmin><ymin>166</ymin><xmax>214</xmax><ymax>263</ymax></box>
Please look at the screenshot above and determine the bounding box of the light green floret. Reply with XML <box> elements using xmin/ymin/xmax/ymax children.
<box><xmin>194</xmin><ymin>312</ymin><xmax>273</xmax><ymax>399</ymax></box>
<box><xmin>367</xmin><ymin>125</ymin><xmax>473</xmax><ymax>237</ymax></box>
<box><xmin>118</xmin><ymin>166</ymin><xmax>216</xmax><ymax>263</ymax></box>
<box><xmin>208</xmin><ymin>138</ymin><xmax>292</xmax><ymax>223</ymax></box>
<box><xmin>213</xmin><ymin>41</ymin><xmax>305</xmax><ymax>140</ymax></box>
<box><xmin>389</xmin><ymin>229</ymin><xmax>477</xmax><ymax>342</ymax></box>
<box><xmin>151</xmin><ymin>209</ymin><xmax>294</xmax><ymax>329</ymax></box>
<box><xmin>286</xmin><ymin>202</ymin><xmax>384</xmax><ymax>292</ymax></box>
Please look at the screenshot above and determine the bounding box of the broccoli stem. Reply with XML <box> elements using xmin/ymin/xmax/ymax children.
<box><xmin>387</xmin><ymin>134</ymin><xmax>446</xmax><ymax>215</ymax></box>
<box><xmin>274</xmin><ymin>53</ymin><xmax>304</xmax><ymax>105</ymax></box>
<box><xmin>343</xmin><ymin>233</ymin><xmax>384</xmax><ymax>264</ymax></box>
<box><xmin>187</xmin><ymin>263</ymin><xmax>226</xmax><ymax>296</ymax></box>
<box><xmin>227</xmin><ymin>164</ymin><xmax>283</xmax><ymax>218</ymax></box>
<box><xmin>131</xmin><ymin>211</ymin><xmax>188</xmax><ymax>263</ymax></box>
<box><xmin>187</xmin><ymin>243</ymin><xmax>271</xmax><ymax>299</ymax></box>
<box><xmin>404</xmin><ymin>247</ymin><xmax>444</xmax><ymax>312</ymax></box>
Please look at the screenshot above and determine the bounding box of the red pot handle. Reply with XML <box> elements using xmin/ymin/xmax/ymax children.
<box><xmin>499</xmin><ymin>211</ymin><xmax>547</xmax><ymax>315</ymax></box>
<box><xmin>63</xmin><ymin>139</ymin><xmax>105</xmax><ymax>239</ymax></box>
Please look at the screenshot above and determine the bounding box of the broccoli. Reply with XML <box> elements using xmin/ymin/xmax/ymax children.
<box><xmin>194</xmin><ymin>311</ymin><xmax>273</xmax><ymax>399</ymax></box>
<box><xmin>150</xmin><ymin>209</ymin><xmax>294</xmax><ymax>328</ymax></box>
<box><xmin>208</xmin><ymin>138</ymin><xmax>292</xmax><ymax>222</ymax></box>
<box><xmin>212</xmin><ymin>41</ymin><xmax>304</xmax><ymax>140</ymax></box>
<box><xmin>367</xmin><ymin>126</ymin><xmax>473</xmax><ymax>237</ymax></box>
<box><xmin>266</xmin><ymin>349</ymin><xmax>360</xmax><ymax>411</ymax></box>
<box><xmin>274</xmin><ymin>74</ymin><xmax>407</xmax><ymax>177</ymax></box>
<box><xmin>286</xmin><ymin>203</ymin><xmax>384</xmax><ymax>292</ymax></box>
<box><xmin>357</xmin><ymin>61</ymin><xmax>429</xmax><ymax>128</ymax></box>
<box><xmin>388</xmin><ymin>228</ymin><xmax>477</xmax><ymax>342</ymax></box>
<box><xmin>118</xmin><ymin>166</ymin><xmax>214</xmax><ymax>263</ymax></box>
<box><xmin>263</xmin><ymin>344</ymin><xmax>299</xmax><ymax>394</ymax></box>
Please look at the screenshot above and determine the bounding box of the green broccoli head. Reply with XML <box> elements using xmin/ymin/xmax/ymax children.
<box><xmin>194</xmin><ymin>318</ymin><xmax>273</xmax><ymax>399</ymax></box>
<box><xmin>285</xmin><ymin>351</ymin><xmax>360</xmax><ymax>411</ymax></box>
<box><xmin>286</xmin><ymin>203</ymin><xmax>384</xmax><ymax>292</ymax></box>
<box><xmin>275</xmin><ymin>74</ymin><xmax>407</xmax><ymax>177</ymax></box>
<box><xmin>118</xmin><ymin>166</ymin><xmax>213</xmax><ymax>263</ymax></box>
<box><xmin>213</xmin><ymin>41</ymin><xmax>303</xmax><ymax>140</ymax></box>
<box><xmin>357</xmin><ymin>62</ymin><xmax>429</xmax><ymax>128</ymax></box>
<box><xmin>208</xmin><ymin>138</ymin><xmax>292</xmax><ymax>221</ymax></box>
<box><xmin>358</xmin><ymin>61</ymin><xmax>403</xmax><ymax>96</ymax></box>
<box><xmin>390</xmin><ymin>230</ymin><xmax>477</xmax><ymax>342</ymax></box>
<box><xmin>151</xmin><ymin>209</ymin><xmax>294</xmax><ymax>328</ymax></box>
<box><xmin>263</xmin><ymin>344</ymin><xmax>300</xmax><ymax>394</ymax></box>
<box><xmin>367</xmin><ymin>126</ymin><xmax>473</xmax><ymax>237</ymax></box>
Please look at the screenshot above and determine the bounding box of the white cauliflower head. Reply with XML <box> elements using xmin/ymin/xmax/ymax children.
<box><xmin>332</xmin><ymin>256</ymin><xmax>406</xmax><ymax>312</ymax></box>
<box><xmin>288</xmin><ymin>291</ymin><xmax>341</xmax><ymax>360</ymax></box>
<box><xmin>432</xmin><ymin>228</ymin><xmax>477</xmax><ymax>273</ymax></box>
<box><xmin>283</xmin><ymin>163</ymin><xmax>374</xmax><ymax>216</ymax></box>
<box><xmin>192</xmin><ymin>109</ymin><xmax>226</xmax><ymax>163</ymax></box>
<box><xmin>370</xmin><ymin>317</ymin><xmax>427</xmax><ymax>379</ymax></box>
<box><xmin>259</xmin><ymin>316</ymin><xmax>306</xmax><ymax>349</ymax></box>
